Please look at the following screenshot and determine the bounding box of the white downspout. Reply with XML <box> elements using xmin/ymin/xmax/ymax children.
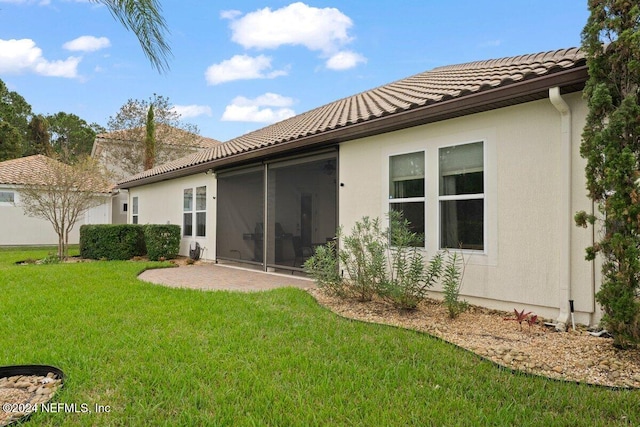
<box><xmin>549</xmin><ymin>87</ymin><xmax>572</xmax><ymax>331</ymax></box>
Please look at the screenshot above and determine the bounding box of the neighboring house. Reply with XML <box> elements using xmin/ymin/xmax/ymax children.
<box><xmin>92</xmin><ymin>124</ymin><xmax>221</xmax><ymax>224</ymax></box>
<box><xmin>0</xmin><ymin>155</ymin><xmax>111</xmax><ymax>246</ymax></box>
<box><xmin>118</xmin><ymin>47</ymin><xmax>598</xmax><ymax>328</ymax></box>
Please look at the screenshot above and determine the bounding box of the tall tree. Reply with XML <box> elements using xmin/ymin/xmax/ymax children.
<box><xmin>0</xmin><ymin>121</ymin><xmax>23</xmax><ymax>161</ymax></box>
<box><xmin>144</xmin><ymin>104</ymin><xmax>156</xmax><ymax>170</ymax></box>
<box><xmin>576</xmin><ymin>1</ymin><xmax>640</xmax><ymax>347</ymax></box>
<box><xmin>0</xmin><ymin>78</ymin><xmax>32</xmax><ymax>159</ymax></box>
<box><xmin>26</xmin><ymin>114</ymin><xmax>52</xmax><ymax>157</ymax></box>
<box><xmin>18</xmin><ymin>156</ymin><xmax>111</xmax><ymax>259</ymax></box>
<box><xmin>103</xmin><ymin>94</ymin><xmax>200</xmax><ymax>178</ymax></box>
<box><xmin>95</xmin><ymin>0</ymin><xmax>171</xmax><ymax>72</ymax></box>
<box><xmin>47</xmin><ymin>112</ymin><xmax>105</xmax><ymax>163</ymax></box>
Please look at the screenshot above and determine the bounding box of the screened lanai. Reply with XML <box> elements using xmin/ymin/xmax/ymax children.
<box><xmin>216</xmin><ymin>153</ymin><xmax>338</xmax><ymax>272</ymax></box>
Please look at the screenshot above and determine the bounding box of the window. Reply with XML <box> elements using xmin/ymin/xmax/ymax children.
<box><xmin>389</xmin><ymin>151</ymin><xmax>425</xmax><ymax>246</ymax></box>
<box><xmin>122</xmin><ymin>202</ymin><xmax>128</xmax><ymax>213</ymax></box>
<box><xmin>183</xmin><ymin>186</ymin><xmax>206</xmax><ymax>237</ymax></box>
<box><xmin>183</xmin><ymin>188</ymin><xmax>193</xmax><ymax>236</ymax></box>
<box><xmin>439</xmin><ymin>142</ymin><xmax>484</xmax><ymax>250</ymax></box>
<box><xmin>0</xmin><ymin>191</ymin><xmax>15</xmax><ymax>204</ymax></box>
<box><xmin>132</xmin><ymin>197</ymin><xmax>139</xmax><ymax>224</ymax></box>
<box><xmin>195</xmin><ymin>186</ymin><xmax>206</xmax><ymax>237</ymax></box>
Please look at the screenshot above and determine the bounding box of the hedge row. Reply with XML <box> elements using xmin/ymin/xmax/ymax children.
<box><xmin>144</xmin><ymin>224</ymin><xmax>181</xmax><ymax>261</ymax></box>
<box><xmin>80</xmin><ymin>224</ymin><xmax>181</xmax><ymax>261</ymax></box>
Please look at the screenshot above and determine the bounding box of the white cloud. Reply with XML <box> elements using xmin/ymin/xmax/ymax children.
<box><xmin>172</xmin><ymin>105</ymin><xmax>213</xmax><ymax>119</ymax></box>
<box><xmin>205</xmin><ymin>54</ymin><xmax>287</xmax><ymax>85</ymax></box>
<box><xmin>326</xmin><ymin>50</ymin><xmax>367</xmax><ymax>70</ymax></box>
<box><xmin>0</xmin><ymin>0</ymin><xmax>50</xmax><ymax>4</ymax></box>
<box><xmin>0</xmin><ymin>38</ymin><xmax>80</xmax><ymax>78</ymax></box>
<box><xmin>63</xmin><ymin>35</ymin><xmax>111</xmax><ymax>52</ymax></box>
<box><xmin>231</xmin><ymin>93</ymin><xmax>294</xmax><ymax>108</ymax></box>
<box><xmin>479</xmin><ymin>39</ymin><xmax>502</xmax><ymax>48</ymax></box>
<box><xmin>228</xmin><ymin>2</ymin><xmax>354</xmax><ymax>54</ymax></box>
<box><xmin>221</xmin><ymin>93</ymin><xmax>295</xmax><ymax>123</ymax></box>
<box><xmin>220</xmin><ymin>9</ymin><xmax>242</xmax><ymax>20</ymax></box>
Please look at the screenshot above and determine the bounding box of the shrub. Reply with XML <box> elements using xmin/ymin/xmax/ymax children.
<box><xmin>144</xmin><ymin>224</ymin><xmax>181</xmax><ymax>261</ymax></box>
<box><xmin>306</xmin><ymin>214</ymin><xmax>456</xmax><ymax>311</ymax></box>
<box><xmin>41</xmin><ymin>253</ymin><xmax>61</xmax><ymax>264</ymax></box>
<box><xmin>306</xmin><ymin>214</ymin><xmax>467</xmax><ymax>313</ymax></box>
<box><xmin>80</xmin><ymin>224</ymin><xmax>146</xmax><ymax>260</ymax></box>
<box><xmin>304</xmin><ymin>240</ymin><xmax>345</xmax><ymax>297</ymax></box>
<box><xmin>442</xmin><ymin>251</ymin><xmax>469</xmax><ymax>318</ymax></box>
<box><xmin>379</xmin><ymin>212</ymin><xmax>443</xmax><ymax>309</ymax></box>
<box><xmin>338</xmin><ymin>218</ymin><xmax>387</xmax><ymax>301</ymax></box>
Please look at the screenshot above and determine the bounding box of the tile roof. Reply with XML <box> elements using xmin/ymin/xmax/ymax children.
<box><xmin>0</xmin><ymin>155</ymin><xmax>113</xmax><ymax>193</ymax></box>
<box><xmin>97</xmin><ymin>124</ymin><xmax>221</xmax><ymax>149</ymax></box>
<box><xmin>0</xmin><ymin>155</ymin><xmax>59</xmax><ymax>186</ymax></box>
<box><xmin>119</xmin><ymin>47</ymin><xmax>586</xmax><ymax>188</ymax></box>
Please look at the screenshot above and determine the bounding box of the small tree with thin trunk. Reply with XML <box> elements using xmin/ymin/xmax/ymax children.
<box><xmin>18</xmin><ymin>156</ymin><xmax>111</xmax><ymax>259</ymax></box>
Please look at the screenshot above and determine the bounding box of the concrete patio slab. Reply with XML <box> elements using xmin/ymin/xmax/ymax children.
<box><xmin>138</xmin><ymin>263</ymin><xmax>314</xmax><ymax>292</ymax></box>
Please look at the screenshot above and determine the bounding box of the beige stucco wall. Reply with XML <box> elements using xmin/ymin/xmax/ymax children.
<box><xmin>0</xmin><ymin>186</ymin><xmax>111</xmax><ymax>246</ymax></box>
<box><xmin>127</xmin><ymin>174</ymin><xmax>216</xmax><ymax>260</ymax></box>
<box><xmin>123</xmin><ymin>92</ymin><xmax>598</xmax><ymax>325</ymax></box>
<box><xmin>111</xmin><ymin>191</ymin><xmax>129</xmax><ymax>225</ymax></box>
<box><xmin>339</xmin><ymin>92</ymin><xmax>596</xmax><ymax>324</ymax></box>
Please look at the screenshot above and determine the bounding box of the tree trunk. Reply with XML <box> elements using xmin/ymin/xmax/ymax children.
<box><xmin>144</xmin><ymin>105</ymin><xmax>156</xmax><ymax>170</ymax></box>
<box><xmin>58</xmin><ymin>233</ymin><xmax>64</xmax><ymax>259</ymax></box>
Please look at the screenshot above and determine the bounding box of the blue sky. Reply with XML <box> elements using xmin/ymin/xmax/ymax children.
<box><xmin>0</xmin><ymin>0</ymin><xmax>589</xmax><ymax>142</ymax></box>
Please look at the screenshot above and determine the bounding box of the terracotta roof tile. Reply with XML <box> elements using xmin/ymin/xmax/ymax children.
<box><xmin>119</xmin><ymin>47</ymin><xmax>585</xmax><ymax>187</ymax></box>
<box><xmin>97</xmin><ymin>124</ymin><xmax>221</xmax><ymax>149</ymax></box>
<box><xmin>0</xmin><ymin>155</ymin><xmax>113</xmax><ymax>193</ymax></box>
<box><xmin>0</xmin><ymin>155</ymin><xmax>59</xmax><ymax>186</ymax></box>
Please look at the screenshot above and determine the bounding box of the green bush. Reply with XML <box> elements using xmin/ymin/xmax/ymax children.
<box><xmin>144</xmin><ymin>224</ymin><xmax>181</xmax><ymax>261</ymax></box>
<box><xmin>304</xmin><ymin>241</ymin><xmax>345</xmax><ymax>297</ymax></box>
<box><xmin>379</xmin><ymin>211</ymin><xmax>443</xmax><ymax>310</ymax></box>
<box><xmin>80</xmin><ymin>224</ymin><xmax>146</xmax><ymax>260</ymax></box>
<box><xmin>306</xmin><ymin>214</ymin><xmax>466</xmax><ymax>312</ymax></box>
<box><xmin>338</xmin><ymin>218</ymin><xmax>387</xmax><ymax>301</ymax></box>
<box><xmin>442</xmin><ymin>251</ymin><xmax>469</xmax><ymax>318</ymax></box>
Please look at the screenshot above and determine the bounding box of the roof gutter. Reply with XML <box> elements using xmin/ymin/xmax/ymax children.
<box><xmin>119</xmin><ymin>66</ymin><xmax>587</xmax><ymax>189</ymax></box>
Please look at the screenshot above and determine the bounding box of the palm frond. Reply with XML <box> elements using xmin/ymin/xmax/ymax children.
<box><xmin>95</xmin><ymin>0</ymin><xmax>171</xmax><ymax>73</ymax></box>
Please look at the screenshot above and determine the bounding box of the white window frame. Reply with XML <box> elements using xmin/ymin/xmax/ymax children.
<box><xmin>183</xmin><ymin>188</ymin><xmax>193</xmax><ymax>237</ymax></box>
<box><xmin>388</xmin><ymin>150</ymin><xmax>426</xmax><ymax>248</ymax></box>
<box><xmin>437</xmin><ymin>141</ymin><xmax>485</xmax><ymax>253</ymax></box>
<box><xmin>195</xmin><ymin>185</ymin><xmax>207</xmax><ymax>237</ymax></box>
<box><xmin>131</xmin><ymin>196</ymin><xmax>139</xmax><ymax>224</ymax></box>
<box><xmin>183</xmin><ymin>186</ymin><xmax>207</xmax><ymax>237</ymax></box>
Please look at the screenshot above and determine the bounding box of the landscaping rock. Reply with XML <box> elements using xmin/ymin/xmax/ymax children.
<box><xmin>0</xmin><ymin>373</ymin><xmax>63</xmax><ymax>427</ymax></box>
<box><xmin>308</xmin><ymin>288</ymin><xmax>640</xmax><ymax>389</ymax></box>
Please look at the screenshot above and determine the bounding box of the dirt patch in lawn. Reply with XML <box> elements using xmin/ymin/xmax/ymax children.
<box><xmin>308</xmin><ymin>289</ymin><xmax>640</xmax><ymax>389</ymax></box>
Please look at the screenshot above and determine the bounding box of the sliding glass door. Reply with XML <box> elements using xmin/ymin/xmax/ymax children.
<box><xmin>217</xmin><ymin>153</ymin><xmax>338</xmax><ymax>271</ymax></box>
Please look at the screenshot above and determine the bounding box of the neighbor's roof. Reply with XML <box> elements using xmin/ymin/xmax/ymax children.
<box><xmin>118</xmin><ymin>47</ymin><xmax>587</xmax><ymax>188</ymax></box>
<box><xmin>0</xmin><ymin>155</ymin><xmax>58</xmax><ymax>186</ymax></box>
<box><xmin>0</xmin><ymin>155</ymin><xmax>113</xmax><ymax>193</ymax></box>
<box><xmin>96</xmin><ymin>124</ymin><xmax>221</xmax><ymax>149</ymax></box>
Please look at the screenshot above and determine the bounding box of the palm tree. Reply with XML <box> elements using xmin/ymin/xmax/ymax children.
<box><xmin>96</xmin><ymin>0</ymin><xmax>171</xmax><ymax>73</ymax></box>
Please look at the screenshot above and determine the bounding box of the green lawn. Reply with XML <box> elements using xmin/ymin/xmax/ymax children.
<box><xmin>1</xmin><ymin>248</ymin><xmax>638</xmax><ymax>426</ymax></box>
